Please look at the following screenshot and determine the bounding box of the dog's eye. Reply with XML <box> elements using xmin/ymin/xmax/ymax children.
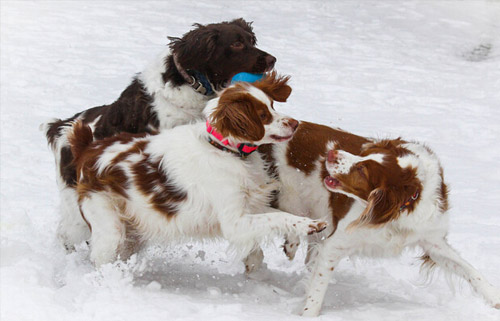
<box><xmin>231</xmin><ymin>42</ymin><xmax>244</xmax><ymax>50</ymax></box>
<box><xmin>258</xmin><ymin>111</ymin><xmax>269</xmax><ymax>121</ymax></box>
<box><xmin>356</xmin><ymin>165</ymin><xmax>367</xmax><ymax>179</ymax></box>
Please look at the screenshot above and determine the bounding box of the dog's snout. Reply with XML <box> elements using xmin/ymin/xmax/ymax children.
<box><xmin>327</xmin><ymin>150</ymin><xmax>338</xmax><ymax>163</ymax></box>
<box><xmin>265</xmin><ymin>55</ymin><xmax>276</xmax><ymax>69</ymax></box>
<box><xmin>287</xmin><ymin>118</ymin><xmax>299</xmax><ymax>131</ymax></box>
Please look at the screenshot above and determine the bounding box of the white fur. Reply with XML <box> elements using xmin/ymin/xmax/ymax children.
<box><xmin>326</xmin><ymin>150</ymin><xmax>385</xmax><ymax>175</ymax></box>
<box><xmin>274</xmin><ymin>139</ymin><xmax>500</xmax><ymax>316</ymax></box>
<box><xmin>78</xmin><ymin>86</ymin><xmax>326</xmax><ymax>267</ymax></box>
<box><xmin>247</xmin><ymin>85</ymin><xmax>272</xmax><ymax>106</ymax></box>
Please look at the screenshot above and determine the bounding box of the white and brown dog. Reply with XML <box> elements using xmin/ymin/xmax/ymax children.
<box><xmin>42</xmin><ymin>19</ymin><xmax>277</xmax><ymax>251</ymax></box>
<box><xmin>270</xmin><ymin>121</ymin><xmax>500</xmax><ymax>316</ymax></box>
<box><xmin>68</xmin><ymin>74</ymin><xmax>327</xmax><ymax>268</ymax></box>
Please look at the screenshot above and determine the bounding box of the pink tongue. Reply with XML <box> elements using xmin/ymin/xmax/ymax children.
<box><xmin>324</xmin><ymin>176</ymin><xmax>339</xmax><ymax>188</ymax></box>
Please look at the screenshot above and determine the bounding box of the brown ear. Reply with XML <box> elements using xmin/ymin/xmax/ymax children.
<box><xmin>347</xmin><ymin>187</ymin><xmax>401</xmax><ymax>230</ymax></box>
<box><xmin>210</xmin><ymin>95</ymin><xmax>264</xmax><ymax>142</ymax></box>
<box><xmin>253</xmin><ymin>71</ymin><xmax>292</xmax><ymax>102</ymax></box>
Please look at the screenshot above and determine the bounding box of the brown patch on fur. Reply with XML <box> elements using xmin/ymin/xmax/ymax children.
<box><xmin>69</xmin><ymin>123</ymin><xmax>187</xmax><ymax>219</ymax></box>
<box><xmin>69</xmin><ymin>122</ymin><xmax>94</xmax><ymax>164</ymax></box>
<box><xmin>328</xmin><ymin>141</ymin><xmax>423</xmax><ymax>229</ymax></box>
<box><xmin>286</xmin><ymin>121</ymin><xmax>369</xmax><ymax>175</ymax></box>
<box><xmin>69</xmin><ymin>123</ymin><xmax>146</xmax><ymax>200</ymax></box>
<box><xmin>131</xmin><ymin>157</ymin><xmax>187</xmax><ymax>218</ymax></box>
<box><xmin>438</xmin><ymin>166</ymin><xmax>449</xmax><ymax>213</ymax></box>
<box><xmin>328</xmin><ymin>192</ymin><xmax>354</xmax><ymax>234</ymax></box>
<box><xmin>253</xmin><ymin>71</ymin><xmax>292</xmax><ymax>102</ymax></box>
<box><xmin>420</xmin><ymin>254</ymin><xmax>437</xmax><ymax>272</ymax></box>
<box><xmin>60</xmin><ymin>146</ymin><xmax>77</xmax><ymax>186</ymax></box>
<box><xmin>360</xmin><ymin>138</ymin><xmax>411</xmax><ymax>158</ymax></box>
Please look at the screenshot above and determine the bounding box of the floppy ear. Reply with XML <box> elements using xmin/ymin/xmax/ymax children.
<box><xmin>210</xmin><ymin>96</ymin><xmax>264</xmax><ymax>142</ymax></box>
<box><xmin>253</xmin><ymin>72</ymin><xmax>292</xmax><ymax>102</ymax></box>
<box><xmin>168</xmin><ymin>24</ymin><xmax>219</xmax><ymax>66</ymax></box>
<box><xmin>347</xmin><ymin>187</ymin><xmax>401</xmax><ymax>230</ymax></box>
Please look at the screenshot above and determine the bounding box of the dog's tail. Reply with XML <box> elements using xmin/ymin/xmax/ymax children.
<box><xmin>68</xmin><ymin>121</ymin><xmax>94</xmax><ymax>165</ymax></box>
<box><xmin>40</xmin><ymin>118</ymin><xmax>63</xmax><ymax>148</ymax></box>
<box><xmin>40</xmin><ymin>117</ymin><xmax>78</xmax><ymax>152</ymax></box>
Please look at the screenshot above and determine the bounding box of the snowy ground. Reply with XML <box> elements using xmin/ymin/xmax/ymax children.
<box><xmin>1</xmin><ymin>1</ymin><xmax>500</xmax><ymax>320</ymax></box>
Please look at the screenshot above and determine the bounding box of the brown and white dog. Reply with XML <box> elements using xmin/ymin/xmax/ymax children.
<box><xmin>270</xmin><ymin>121</ymin><xmax>500</xmax><ymax>316</ymax></box>
<box><xmin>42</xmin><ymin>18</ymin><xmax>277</xmax><ymax>250</ymax></box>
<box><xmin>67</xmin><ymin>74</ymin><xmax>327</xmax><ymax>268</ymax></box>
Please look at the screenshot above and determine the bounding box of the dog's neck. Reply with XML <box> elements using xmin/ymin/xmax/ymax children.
<box><xmin>205</xmin><ymin>120</ymin><xmax>258</xmax><ymax>158</ymax></box>
<box><xmin>172</xmin><ymin>54</ymin><xmax>215</xmax><ymax>96</ymax></box>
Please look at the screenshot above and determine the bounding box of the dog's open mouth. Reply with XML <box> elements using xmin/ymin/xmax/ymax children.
<box><xmin>324</xmin><ymin>176</ymin><xmax>341</xmax><ymax>189</ymax></box>
<box><xmin>270</xmin><ymin>134</ymin><xmax>293</xmax><ymax>142</ymax></box>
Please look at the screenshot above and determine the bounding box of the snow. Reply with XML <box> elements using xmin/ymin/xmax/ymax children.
<box><xmin>1</xmin><ymin>1</ymin><xmax>500</xmax><ymax>320</ymax></box>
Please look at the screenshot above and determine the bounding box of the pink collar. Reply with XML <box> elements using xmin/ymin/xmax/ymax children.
<box><xmin>206</xmin><ymin>120</ymin><xmax>258</xmax><ymax>158</ymax></box>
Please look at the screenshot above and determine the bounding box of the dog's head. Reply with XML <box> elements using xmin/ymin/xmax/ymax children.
<box><xmin>323</xmin><ymin>140</ymin><xmax>422</xmax><ymax>229</ymax></box>
<box><xmin>168</xmin><ymin>18</ymin><xmax>276</xmax><ymax>89</ymax></box>
<box><xmin>206</xmin><ymin>72</ymin><xmax>298</xmax><ymax>145</ymax></box>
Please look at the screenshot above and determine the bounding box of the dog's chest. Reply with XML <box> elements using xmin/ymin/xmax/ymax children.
<box><xmin>240</xmin><ymin>159</ymin><xmax>277</xmax><ymax>213</ymax></box>
<box><xmin>154</xmin><ymin>85</ymin><xmax>209</xmax><ymax>130</ymax></box>
<box><xmin>344</xmin><ymin>212</ymin><xmax>447</xmax><ymax>258</ymax></box>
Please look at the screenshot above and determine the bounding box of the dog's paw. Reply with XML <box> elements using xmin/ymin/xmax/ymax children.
<box><xmin>307</xmin><ymin>220</ymin><xmax>327</xmax><ymax>235</ymax></box>
<box><xmin>478</xmin><ymin>282</ymin><xmax>500</xmax><ymax>309</ymax></box>
<box><xmin>489</xmin><ymin>293</ymin><xmax>500</xmax><ymax>309</ymax></box>
<box><xmin>283</xmin><ymin>238</ymin><xmax>300</xmax><ymax>260</ymax></box>
<box><xmin>243</xmin><ymin>247</ymin><xmax>264</xmax><ymax>274</ymax></box>
<box><xmin>292</xmin><ymin>218</ymin><xmax>327</xmax><ymax>237</ymax></box>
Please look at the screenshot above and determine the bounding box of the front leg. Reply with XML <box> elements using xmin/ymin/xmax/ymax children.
<box><xmin>220</xmin><ymin>210</ymin><xmax>327</xmax><ymax>253</ymax></box>
<box><xmin>302</xmin><ymin>236</ymin><xmax>348</xmax><ymax>317</ymax></box>
<box><xmin>244</xmin><ymin>246</ymin><xmax>264</xmax><ymax>273</ymax></box>
<box><xmin>421</xmin><ymin>238</ymin><xmax>500</xmax><ymax>309</ymax></box>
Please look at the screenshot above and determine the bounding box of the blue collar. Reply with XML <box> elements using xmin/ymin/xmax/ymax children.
<box><xmin>172</xmin><ymin>54</ymin><xmax>215</xmax><ymax>96</ymax></box>
<box><xmin>190</xmin><ymin>70</ymin><xmax>215</xmax><ymax>96</ymax></box>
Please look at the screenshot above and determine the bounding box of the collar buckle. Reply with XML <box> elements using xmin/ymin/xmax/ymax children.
<box><xmin>173</xmin><ymin>54</ymin><xmax>213</xmax><ymax>96</ymax></box>
<box><xmin>192</xmin><ymin>79</ymin><xmax>207</xmax><ymax>95</ymax></box>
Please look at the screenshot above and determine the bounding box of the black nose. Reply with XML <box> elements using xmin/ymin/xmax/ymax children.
<box><xmin>265</xmin><ymin>55</ymin><xmax>276</xmax><ymax>69</ymax></box>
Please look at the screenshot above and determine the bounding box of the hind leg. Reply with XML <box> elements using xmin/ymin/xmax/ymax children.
<box><xmin>57</xmin><ymin>186</ymin><xmax>91</xmax><ymax>251</ymax></box>
<box><xmin>80</xmin><ymin>193</ymin><xmax>126</xmax><ymax>267</ymax></box>
<box><xmin>421</xmin><ymin>238</ymin><xmax>500</xmax><ymax>309</ymax></box>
